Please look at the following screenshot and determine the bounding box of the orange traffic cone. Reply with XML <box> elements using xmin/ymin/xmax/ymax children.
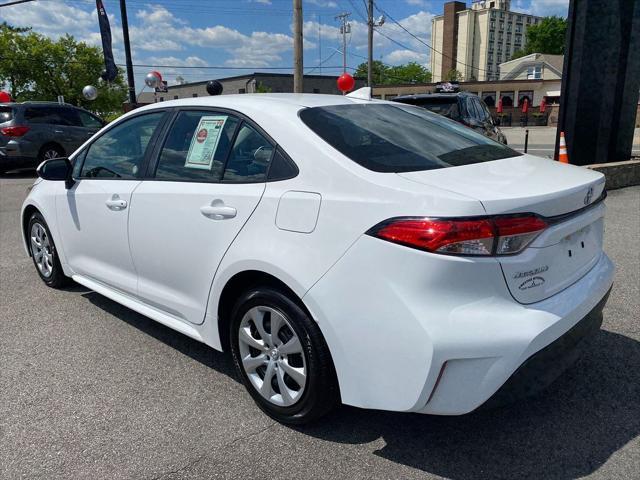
<box><xmin>558</xmin><ymin>131</ymin><xmax>569</xmax><ymax>163</ymax></box>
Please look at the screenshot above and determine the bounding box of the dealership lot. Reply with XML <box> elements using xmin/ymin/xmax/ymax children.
<box><xmin>1</xmin><ymin>173</ymin><xmax>638</xmax><ymax>480</ymax></box>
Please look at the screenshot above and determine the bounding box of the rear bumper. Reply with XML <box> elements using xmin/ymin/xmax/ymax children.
<box><xmin>480</xmin><ymin>287</ymin><xmax>610</xmax><ymax>410</ymax></box>
<box><xmin>303</xmin><ymin>235</ymin><xmax>615</xmax><ymax>414</ymax></box>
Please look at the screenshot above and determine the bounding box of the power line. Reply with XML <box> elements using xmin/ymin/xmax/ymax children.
<box><xmin>374</xmin><ymin>1</ymin><xmax>489</xmax><ymax>76</ymax></box>
<box><xmin>0</xmin><ymin>0</ymin><xmax>37</xmax><ymax>6</ymax></box>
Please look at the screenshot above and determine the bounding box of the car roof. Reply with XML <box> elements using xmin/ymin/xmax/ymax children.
<box><xmin>393</xmin><ymin>92</ymin><xmax>475</xmax><ymax>101</ymax></box>
<box><xmin>128</xmin><ymin>93</ymin><xmax>384</xmax><ymax>129</ymax></box>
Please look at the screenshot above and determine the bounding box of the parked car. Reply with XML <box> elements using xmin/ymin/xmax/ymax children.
<box><xmin>22</xmin><ymin>94</ymin><xmax>613</xmax><ymax>424</ymax></box>
<box><xmin>392</xmin><ymin>92</ymin><xmax>508</xmax><ymax>144</ymax></box>
<box><xmin>0</xmin><ymin>102</ymin><xmax>105</xmax><ymax>174</ymax></box>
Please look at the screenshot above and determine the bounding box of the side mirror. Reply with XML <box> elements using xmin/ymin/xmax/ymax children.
<box><xmin>36</xmin><ymin>157</ymin><xmax>75</xmax><ymax>189</ymax></box>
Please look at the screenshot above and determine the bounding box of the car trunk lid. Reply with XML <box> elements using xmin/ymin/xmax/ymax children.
<box><xmin>397</xmin><ymin>155</ymin><xmax>607</xmax><ymax>303</ymax></box>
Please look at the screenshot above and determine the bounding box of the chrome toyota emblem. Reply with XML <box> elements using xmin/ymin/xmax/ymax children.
<box><xmin>584</xmin><ymin>187</ymin><xmax>594</xmax><ymax>205</ymax></box>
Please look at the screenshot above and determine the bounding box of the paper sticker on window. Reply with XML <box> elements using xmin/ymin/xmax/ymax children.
<box><xmin>184</xmin><ymin>115</ymin><xmax>228</xmax><ymax>170</ymax></box>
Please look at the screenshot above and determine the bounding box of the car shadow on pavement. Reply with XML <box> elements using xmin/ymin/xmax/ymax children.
<box><xmin>0</xmin><ymin>169</ymin><xmax>37</xmax><ymax>179</ymax></box>
<box><xmin>83</xmin><ymin>291</ymin><xmax>639</xmax><ymax>480</ymax></box>
<box><xmin>83</xmin><ymin>291</ymin><xmax>237</xmax><ymax>377</ymax></box>
<box><xmin>304</xmin><ymin>329</ymin><xmax>640</xmax><ymax>480</ymax></box>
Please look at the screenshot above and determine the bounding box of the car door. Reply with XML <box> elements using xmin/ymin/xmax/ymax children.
<box><xmin>76</xmin><ymin>109</ymin><xmax>105</xmax><ymax>143</ymax></box>
<box><xmin>128</xmin><ymin>109</ymin><xmax>270</xmax><ymax>325</ymax></box>
<box><xmin>55</xmin><ymin>111</ymin><xmax>167</xmax><ymax>294</ymax></box>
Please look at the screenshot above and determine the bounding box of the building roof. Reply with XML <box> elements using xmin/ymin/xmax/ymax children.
<box><xmin>499</xmin><ymin>53</ymin><xmax>564</xmax><ymax>79</ymax></box>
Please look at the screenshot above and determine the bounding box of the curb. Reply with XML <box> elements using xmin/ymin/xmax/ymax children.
<box><xmin>586</xmin><ymin>159</ymin><xmax>640</xmax><ymax>190</ymax></box>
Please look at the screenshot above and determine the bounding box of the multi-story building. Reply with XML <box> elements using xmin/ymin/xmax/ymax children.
<box><xmin>431</xmin><ymin>0</ymin><xmax>542</xmax><ymax>82</ymax></box>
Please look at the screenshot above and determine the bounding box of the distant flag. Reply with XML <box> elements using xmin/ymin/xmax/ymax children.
<box><xmin>96</xmin><ymin>0</ymin><xmax>118</xmax><ymax>82</ymax></box>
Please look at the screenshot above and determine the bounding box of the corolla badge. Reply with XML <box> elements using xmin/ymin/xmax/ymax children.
<box><xmin>518</xmin><ymin>276</ymin><xmax>545</xmax><ymax>290</ymax></box>
<box><xmin>584</xmin><ymin>186</ymin><xmax>594</xmax><ymax>205</ymax></box>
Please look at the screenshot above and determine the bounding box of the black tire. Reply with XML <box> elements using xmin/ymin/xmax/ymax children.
<box><xmin>38</xmin><ymin>144</ymin><xmax>65</xmax><ymax>164</ymax></box>
<box><xmin>230</xmin><ymin>287</ymin><xmax>340</xmax><ymax>425</ymax></box>
<box><xmin>27</xmin><ymin>212</ymin><xmax>72</xmax><ymax>288</ymax></box>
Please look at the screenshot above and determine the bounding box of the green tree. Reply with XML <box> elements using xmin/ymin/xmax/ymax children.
<box><xmin>445</xmin><ymin>69</ymin><xmax>463</xmax><ymax>81</ymax></box>
<box><xmin>354</xmin><ymin>60</ymin><xmax>387</xmax><ymax>84</ymax></box>
<box><xmin>255</xmin><ymin>81</ymin><xmax>272</xmax><ymax>93</ymax></box>
<box><xmin>0</xmin><ymin>23</ymin><xmax>127</xmax><ymax>116</ymax></box>
<box><xmin>523</xmin><ymin>16</ymin><xmax>567</xmax><ymax>55</ymax></box>
<box><xmin>354</xmin><ymin>60</ymin><xmax>431</xmax><ymax>85</ymax></box>
<box><xmin>511</xmin><ymin>49</ymin><xmax>527</xmax><ymax>60</ymax></box>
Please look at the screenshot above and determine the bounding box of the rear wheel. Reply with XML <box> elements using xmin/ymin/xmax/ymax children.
<box><xmin>27</xmin><ymin>212</ymin><xmax>72</xmax><ymax>288</ymax></box>
<box><xmin>38</xmin><ymin>144</ymin><xmax>64</xmax><ymax>163</ymax></box>
<box><xmin>230</xmin><ymin>287</ymin><xmax>339</xmax><ymax>424</ymax></box>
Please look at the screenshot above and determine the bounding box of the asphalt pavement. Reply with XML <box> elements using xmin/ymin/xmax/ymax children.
<box><xmin>1</xmin><ymin>173</ymin><xmax>639</xmax><ymax>480</ymax></box>
<box><xmin>503</xmin><ymin>126</ymin><xmax>640</xmax><ymax>158</ymax></box>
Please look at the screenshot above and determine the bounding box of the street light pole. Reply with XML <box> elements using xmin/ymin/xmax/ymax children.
<box><xmin>119</xmin><ymin>0</ymin><xmax>136</xmax><ymax>106</ymax></box>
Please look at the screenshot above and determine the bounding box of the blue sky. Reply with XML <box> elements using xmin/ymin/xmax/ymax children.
<box><xmin>0</xmin><ymin>0</ymin><xmax>569</xmax><ymax>87</ymax></box>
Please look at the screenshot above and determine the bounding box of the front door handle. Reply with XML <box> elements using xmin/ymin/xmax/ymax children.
<box><xmin>106</xmin><ymin>196</ymin><xmax>127</xmax><ymax>211</ymax></box>
<box><xmin>200</xmin><ymin>202</ymin><xmax>237</xmax><ymax>220</ymax></box>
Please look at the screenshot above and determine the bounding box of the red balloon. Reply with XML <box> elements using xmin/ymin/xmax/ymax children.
<box><xmin>150</xmin><ymin>70</ymin><xmax>163</xmax><ymax>83</ymax></box>
<box><xmin>337</xmin><ymin>73</ymin><xmax>355</xmax><ymax>93</ymax></box>
<box><xmin>0</xmin><ymin>91</ymin><xmax>12</xmax><ymax>103</ymax></box>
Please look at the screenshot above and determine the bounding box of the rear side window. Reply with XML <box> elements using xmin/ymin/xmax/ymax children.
<box><xmin>396</xmin><ymin>97</ymin><xmax>459</xmax><ymax>119</ymax></box>
<box><xmin>24</xmin><ymin>107</ymin><xmax>70</xmax><ymax>125</ymax></box>
<box><xmin>222</xmin><ymin>123</ymin><xmax>274</xmax><ymax>182</ymax></box>
<box><xmin>299</xmin><ymin>103</ymin><xmax>520</xmax><ymax>173</ymax></box>
<box><xmin>155</xmin><ymin>111</ymin><xmax>239</xmax><ymax>181</ymax></box>
<box><xmin>80</xmin><ymin>112</ymin><xmax>164</xmax><ymax>179</ymax></box>
<box><xmin>0</xmin><ymin>107</ymin><xmax>13</xmax><ymax>122</ymax></box>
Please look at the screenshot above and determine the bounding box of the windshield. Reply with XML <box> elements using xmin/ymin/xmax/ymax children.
<box><xmin>299</xmin><ymin>103</ymin><xmax>520</xmax><ymax>173</ymax></box>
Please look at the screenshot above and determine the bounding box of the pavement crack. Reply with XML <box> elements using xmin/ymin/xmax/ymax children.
<box><xmin>146</xmin><ymin>421</ymin><xmax>277</xmax><ymax>480</ymax></box>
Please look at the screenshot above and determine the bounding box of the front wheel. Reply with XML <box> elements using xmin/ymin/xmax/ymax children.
<box><xmin>230</xmin><ymin>287</ymin><xmax>339</xmax><ymax>424</ymax></box>
<box><xmin>27</xmin><ymin>212</ymin><xmax>72</xmax><ymax>288</ymax></box>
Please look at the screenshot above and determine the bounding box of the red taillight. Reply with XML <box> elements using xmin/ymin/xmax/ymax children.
<box><xmin>368</xmin><ymin>215</ymin><xmax>547</xmax><ymax>256</ymax></box>
<box><xmin>0</xmin><ymin>125</ymin><xmax>30</xmax><ymax>137</ymax></box>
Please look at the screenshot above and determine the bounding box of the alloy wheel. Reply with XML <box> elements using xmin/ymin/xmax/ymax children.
<box><xmin>43</xmin><ymin>149</ymin><xmax>61</xmax><ymax>161</ymax></box>
<box><xmin>238</xmin><ymin>306</ymin><xmax>307</xmax><ymax>407</ymax></box>
<box><xmin>30</xmin><ymin>222</ymin><xmax>53</xmax><ymax>278</ymax></box>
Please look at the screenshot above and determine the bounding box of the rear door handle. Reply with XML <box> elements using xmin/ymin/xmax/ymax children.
<box><xmin>106</xmin><ymin>196</ymin><xmax>127</xmax><ymax>210</ymax></box>
<box><xmin>200</xmin><ymin>203</ymin><xmax>237</xmax><ymax>219</ymax></box>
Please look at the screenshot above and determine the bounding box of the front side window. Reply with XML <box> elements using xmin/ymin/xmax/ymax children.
<box><xmin>155</xmin><ymin>111</ymin><xmax>239</xmax><ymax>181</ymax></box>
<box><xmin>80</xmin><ymin>112</ymin><xmax>164</xmax><ymax>179</ymax></box>
<box><xmin>222</xmin><ymin>123</ymin><xmax>274</xmax><ymax>182</ymax></box>
<box><xmin>299</xmin><ymin>104</ymin><xmax>520</xmax><ymax>173</ymax></box>
<box><xmin>77</xmin><ymin>110</ymin><xmax>103</xmax><ymax>129</ymax></box>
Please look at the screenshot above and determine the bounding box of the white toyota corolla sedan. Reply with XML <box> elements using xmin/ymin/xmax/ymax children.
<box><xmin>22</xmin><ymin>92</ymin><xmax>614</xmax><ymax>424</ymax></box>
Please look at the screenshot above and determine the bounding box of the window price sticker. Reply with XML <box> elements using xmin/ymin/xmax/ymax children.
<box><xmin>184</xmin><ymin>115</ymin><xmax>228</xmax><ymax>170</ymax></box>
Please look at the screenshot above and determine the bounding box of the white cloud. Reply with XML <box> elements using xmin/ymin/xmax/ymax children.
<box><xmin>405</xmin><ymin>0</ymin><xmax>430</xmax><ymax>6</ymax></box>
<box><xmin>512</xmin><ymin>0</ymin><xmax>569</xmax><ymax>17</ymax></box>
<box><xmin>306</xmin><ymin>0</ymin><xmax>339</xmax><ymax>7</ymax></box>
<box><xmin>384</xmin><ymin>49</ymin><xmax>429</xmax><ymax>64</ymax></box>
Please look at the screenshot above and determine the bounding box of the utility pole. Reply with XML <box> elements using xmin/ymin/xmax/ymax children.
<box><xmin>366</xmin><ymin>1</ymin><xmax>385</xmax><ymax>87</ymax></box>
<box><xmin>335</xmin><ymin>12</ymin><xmax>351</xmax><ymax>73</ymax></box>
<box><xmin>367</xmin><ymin>0</ymin><xmax>373</xmax><ymax>87</ymax></box>
<box><xmin>293</xmin><ymin>0</ymin><xmax>303</xmax><ymax>93</ymax></box>
<box><xmin>119</xmin><ymin>0</ymin><xmax>136</xmax><ymax>106</ymax></box>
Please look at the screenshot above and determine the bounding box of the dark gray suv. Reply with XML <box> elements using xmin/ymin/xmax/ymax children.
<box><xmin>392</xmin><ymin>92</ymin><xmax>508</xmax><ymax>145</ymax></box>
<box><xmin>0</xmin><ymin>102</ymin><xmax>105</xmax><ymax>174</ymax></box>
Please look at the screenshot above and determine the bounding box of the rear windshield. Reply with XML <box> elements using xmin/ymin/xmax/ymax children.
<box><xmin>395</xmin><ymin>97</ymin><xmax>460</xmax><ymax>117</ymax></box>
<box><xmin>299</xmin><ymin>103</ymin><xmax>520</xmax><ymax>173</ymax></box>
<box><xmin>0</xmin><ymin>107</ymin><xmax>13</xmax><ymax>123</ymax></box>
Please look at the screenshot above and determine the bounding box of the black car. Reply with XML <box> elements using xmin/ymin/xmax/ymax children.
<box><xmin>392</xmin><ymin>92</ymin><xmax>507</xmax><ymax>144</ymax></box>
<box><xmin>0</xmin><ymin>102</ymin><xmax>105</xmax><ymax>174</ymax></box>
